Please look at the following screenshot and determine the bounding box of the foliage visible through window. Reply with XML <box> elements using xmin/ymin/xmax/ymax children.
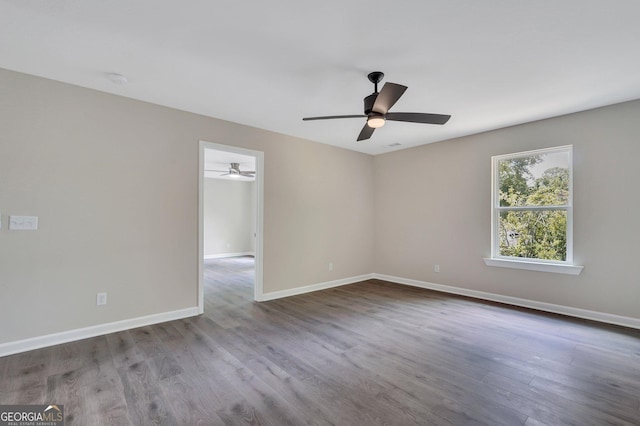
<box><xmin>493</xmin><ymin>146</ymin><xmax>572</xmax><ymax>262</ymax></box>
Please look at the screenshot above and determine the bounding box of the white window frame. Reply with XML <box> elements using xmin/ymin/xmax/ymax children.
<box><xmin>484</xmin><ymin>145</ymin><xmax>583</xmax><ymax>275</ymax></box>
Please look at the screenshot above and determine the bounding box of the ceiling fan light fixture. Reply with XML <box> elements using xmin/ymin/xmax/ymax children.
<box><xmin>302</xmin><ymin>71</ymin><xmax>450</xmax><ymax>141</ymax></box>
<box><xmin>367</xmin><ymin>116</ymin><xmax>385</xmax><ymax>128</ymax></box>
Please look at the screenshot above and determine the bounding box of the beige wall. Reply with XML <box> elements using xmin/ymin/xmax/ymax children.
<box><xmin>203</xmin><ymin>178</ymin><xmax>254</xmax><ymax>257</ymax></box>
<box><xmin>0</xmin><ymin>68</ymin><xmax>374</xmax><ymax>344</ymax></box>
<box><xmin>374</xmin><ymin>99</ymin><xmax>640</xmax><ymax>320</ymax></box>
<box><xmin>2</xmin><ymin>66</ymin><xmax>637</xmax><ymax>347</ymax></box>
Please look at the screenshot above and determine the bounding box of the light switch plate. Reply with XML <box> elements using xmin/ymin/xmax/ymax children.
<box><xmin>9</xmin><ymin>216</ymin><xmax>38</xmax><ymax>230</ymax></box>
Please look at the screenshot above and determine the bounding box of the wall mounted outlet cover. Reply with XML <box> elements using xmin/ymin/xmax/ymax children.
<box><xmin>96</xmin><ymin>292</ymin><xmax>107</xmax><ymax>306</ymax></box>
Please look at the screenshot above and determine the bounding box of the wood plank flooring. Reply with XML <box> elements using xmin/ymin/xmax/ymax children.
<box><xmin>2</xmin><ymin>256</ymin><xmax>640</xmax><ymax>425</ymax></box>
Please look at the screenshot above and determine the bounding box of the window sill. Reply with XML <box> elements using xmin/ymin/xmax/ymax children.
<box><xmin>483</xmin><ymin>258</ymin><xmax>583</xmax><ymax>275</ymax></box>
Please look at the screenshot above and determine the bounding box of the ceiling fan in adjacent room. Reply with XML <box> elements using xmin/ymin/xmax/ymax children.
<box><xmin>206</xmin><ymin>162</ymin><xmax>255</xmax><ymax>178</ymax></box>
<box><xmin>303</xmin><ymin>71</ymin><xmax>451</xmax><ymax>141</ymax></box>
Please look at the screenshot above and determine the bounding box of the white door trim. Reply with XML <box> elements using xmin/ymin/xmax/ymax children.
<box><xmin>198</xmin><ymin>140</ymin><xmax>265</xmax><ymax>311</ymax></box>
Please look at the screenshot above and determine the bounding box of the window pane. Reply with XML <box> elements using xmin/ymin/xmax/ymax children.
<box><xmin>499</xmin><ymin>210</ymin><xmax>567</xmax><ymax>261</ymax></box>
<box><xmin>498</xmin><ymin>151</ymin><xmax>570</xmax><ymax>207</ymax></box>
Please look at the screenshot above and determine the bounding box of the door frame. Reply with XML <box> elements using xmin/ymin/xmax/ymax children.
<box><xmin>198</xmin><ymin>140</ymin><xmax>264</xmax><ymax>312</ymax></box>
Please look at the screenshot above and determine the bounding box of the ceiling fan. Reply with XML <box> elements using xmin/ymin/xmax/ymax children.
<box><xmin>303</xmin><ymin>71</ymin><xmax>451</xmax><ymax>141</ymax></box>
<box><xmin>206</xmin><ymin>162</ymin><xmax>255</xmax><ymax>178</ymax></box>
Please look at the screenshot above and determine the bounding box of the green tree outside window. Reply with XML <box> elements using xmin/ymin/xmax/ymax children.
<box><xmin>495</xmin><ymin>148</ymin><xmax>571</xmax><ymax>262</ymax></box>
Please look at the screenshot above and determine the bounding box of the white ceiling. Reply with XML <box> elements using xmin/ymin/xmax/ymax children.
<box><xmin>1</xmin><ymin>1</ymin><xmax>639</xmax><ymax>155</ymax></box>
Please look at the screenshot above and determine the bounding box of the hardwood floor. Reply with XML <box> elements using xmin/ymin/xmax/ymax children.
<box><xmin>1</xmin><ymin>256</ymin><xmax>640</xmax><ymax>425</ymax></box>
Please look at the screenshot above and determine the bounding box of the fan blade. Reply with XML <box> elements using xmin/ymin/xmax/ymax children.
<box><xmin>385</xmin><ymin>112</ymin><xmax>451</xmax><ymax>125</ymax></box>
<box><xmin>303</xmin><ymin>115</ymin><xmax>366</xmax><ymax>121</ymax></box>
<box><xmin>372</xmin><ymin>82</ymin><xmax>407</xmax><ymax>114</ymax></box>
<box><xmin>204</xmin><ymin>169</ymin><xmax>228</xmax><ymax>172</ymax></box>
<box><xmin>240</xmin><ymin>172</ymin><xmax>255</xmax><ymax>177</ymax></box>
<box><xmin>357</xmin><ymin>123</ymin><xmax>375</xmax><ymax>141</ymax></box>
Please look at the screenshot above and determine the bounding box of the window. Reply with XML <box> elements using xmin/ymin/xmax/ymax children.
<box><xmin>484</xmin><ymin>145</ymin><xmax>583</xmax><ymax>274</ymax></box>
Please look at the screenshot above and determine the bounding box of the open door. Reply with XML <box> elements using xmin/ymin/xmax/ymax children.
<box><xmin>198</xmin><ymin>140</ymin><xmax>264</xmax><ymax>313</ymax></box>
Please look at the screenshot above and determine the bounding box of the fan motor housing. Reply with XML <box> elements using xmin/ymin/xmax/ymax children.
<box><xmin>363</xmin><ymin>93</ymin><xmax>378</xmax><ymax>115</ymax></box>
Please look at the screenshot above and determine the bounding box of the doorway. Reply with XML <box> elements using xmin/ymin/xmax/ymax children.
<box><xmin>198</xmin><ymin>141</ymin><xmax>264</xmax><ymax>313</ymax></box>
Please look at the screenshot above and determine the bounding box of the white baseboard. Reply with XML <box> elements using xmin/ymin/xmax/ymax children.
<box><xmin>259</xmin><ymin>274</ymin><xmax>375</xmax><ymax>302</ymax></box>
<box><xmin>204</xmin><ymin>252</ymin><xmax>254</xmax><ymax>259</ymax></box>
<box><xmin>4</xmin><ymin>272</ymin><xmax>638</xmax><ymax>357</ymax></box>
<box><xmin>0</xmin><ymin>307</ymin><xmax>199</xmax><ymax>357</ymax></box>
<box><xmin>373</xmin><ymin>273</ymin><xmax>640</xmax><ymax>330</ymax></box>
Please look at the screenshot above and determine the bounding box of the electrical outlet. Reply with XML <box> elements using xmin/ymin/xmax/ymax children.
<box><xmin>434</xmin><ymin>264</ymin><xmax>440</xmax><ymax>273</ymax></box>
<box><xmin>96</xmin><ymin>292</ymin><xmax>107</xmax><ymax>306</ymax></box>
<box><xmin>329</xmin><ymin>262</ymin><xmax>333</xmax><ymax>271</ymax></box>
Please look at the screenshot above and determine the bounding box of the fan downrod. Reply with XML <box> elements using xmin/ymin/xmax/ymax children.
<box><xmin>368</xmin><ymin>71</ymin><xmax>384</xmax><ymax>93</ymax></box>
